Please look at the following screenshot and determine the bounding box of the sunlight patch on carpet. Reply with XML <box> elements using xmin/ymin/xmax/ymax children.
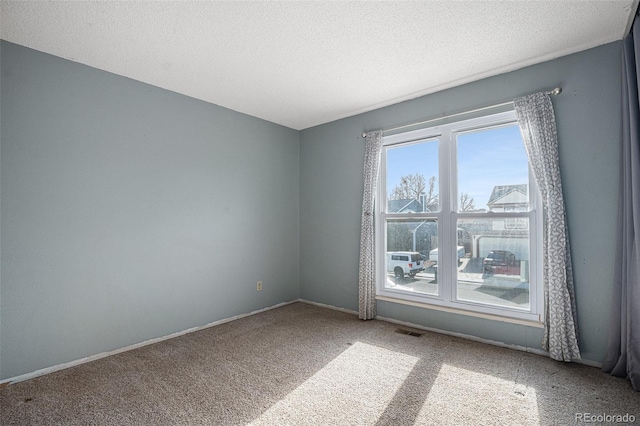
<box><xmin>416</xmin><ymin>363</ymin><xmax>540</xmax><ymax>425</ymax></box>
<box><xmin>248</xmin><ymin>342</ymin><xmax>419</xmax><ymax>425</ymax></box>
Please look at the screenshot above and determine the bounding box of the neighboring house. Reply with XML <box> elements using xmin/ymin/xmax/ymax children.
<box><xmin>487</xmin><ymin>184</ymin><xmax>528</xmax><ymax>212</ymax></box>
<box><xmin>388</xmin><ymin>186</ymin><xmax>529</xmax><ymax>257</ymax></box>
<box><xmin>419</xmin><ymin>194</ymin><xmax>438</xmax><ymax>212</ymax></box>
<box><xmin>387</xmin><ymin>196</ymin><xmax>437</xmax><ymax>213</ymax></box>
<box><xmin>487</xmin><ymin>184</ymin><xmax>528</xmax><ymax>231</ymax></box>
<box><xmin>467</xmin><ymin>184</ymin><xmax>529</xmax><ymax>259</ymax></box>
<box><xmin>387</xmin><ymin>198</ymin><xmax>437</xmax><ymax>254</ymax></box>
<box><xmin>388</xmin><ymin>198</ymin><xmax>425</xmax><ymax>213</ymax></box>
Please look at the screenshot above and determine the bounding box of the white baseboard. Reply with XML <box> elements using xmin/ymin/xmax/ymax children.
<box><xmin>375</xmin><ymin>314</ymin><xmax>550</xmax><ymax>356</ymax></box>
<box><xmin>0</xmin><ymin>300</ymin><xmax>298</xmax><ymax>386</ymax></box>
<box><xmin>376</xmin><ymin>314</ymin><xmax>602</xmax><ymax>368</ymax></box>
<box><xmin>298</xmin><ymin>299</ymin><xmax>359</xmax><ymax>316</ymax></box>
<box><xmin>297</xmin><ymin>299</ymin><xmax>602</xmax><ymax>368</ymax></box>
<box><xmin>1</xmin><ymin>298</ymin><xmax>602</xmax><ymax>386</ymax></box>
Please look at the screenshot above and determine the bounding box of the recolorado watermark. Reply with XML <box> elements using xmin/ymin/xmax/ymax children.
<box><xmin>575</xmin><ymin>413</ymin><xmax>636</xmax><ymax>423</ymax></box>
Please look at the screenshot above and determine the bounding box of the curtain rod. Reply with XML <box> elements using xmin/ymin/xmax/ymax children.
<box><xmin>362</xmin><ymin>87</ymin><xmax>562</xmax><ymax>138</ymax></box>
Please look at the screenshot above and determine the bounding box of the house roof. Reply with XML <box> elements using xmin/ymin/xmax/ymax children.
<box><xmin>487</xmin><ymin>184</ymin><xmax>528</xmax><ymax>207</ymax></box>
<box><xmin>388</xmin><ymin>199</ymin><xmax>423</xmax><ymax>213</ymax></box>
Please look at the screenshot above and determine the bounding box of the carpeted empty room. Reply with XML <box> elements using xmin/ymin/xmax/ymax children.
<box><xmin>3</xmin><ymin>2</ymin><xmax>640</xmax><ymax>425</ymax></box>
<box><xmin>1</xmin><ymin>303</ymin><xmax>638</xmax><ymax>425</ymax></box>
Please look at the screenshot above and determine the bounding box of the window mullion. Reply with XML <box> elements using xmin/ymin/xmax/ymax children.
<box><xmin>440</xmin><ymin>130</ymin><xmax>453</xmax><ymax>305</ymax></box>
<box><xmin>376</xmin><ymin>148</ymin><xmax>388</xmax><ymax>295</ymax></box>
<box><xmin>449</xmin><ymin>129</ymin><xmax>460</xmax><ymax>304</ymax></box>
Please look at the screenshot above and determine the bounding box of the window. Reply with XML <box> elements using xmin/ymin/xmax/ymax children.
<box><xmin>376</xmin><ymin>111</ymin><xmax>541</xmax><ymax>322</ymax></box>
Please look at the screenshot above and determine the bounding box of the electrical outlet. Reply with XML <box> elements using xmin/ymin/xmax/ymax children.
<box><xmin>257</xmin><ymin>281</ymin><xmax>263</xmax><ymax>291</ymax></box>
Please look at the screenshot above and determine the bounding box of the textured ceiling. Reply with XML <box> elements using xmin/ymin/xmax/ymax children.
<box><xmin>1</xmin><ymin>1</ymin><xmax>637</xmax><ymax>130</ymax></box>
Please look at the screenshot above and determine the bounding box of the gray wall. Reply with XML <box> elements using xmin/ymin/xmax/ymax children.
<box><xmin>0</xmin><ymin>41</ymin><xmax>300</xmax><ymax>380</ymax></box>
<box><xmin>0</xmin><ymin>38</ymin><xmax>624</xmax><ymax>379</ymax></box>
<box><xmin>300</xmin><ymin>41</ymin><xmax>622</xmax><ymax>363</ymax></box>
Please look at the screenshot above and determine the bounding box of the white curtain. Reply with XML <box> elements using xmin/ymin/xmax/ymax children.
<box><xmin>358</xmin><ymin>131</ymin><xmax>383</xmax><ymax>320</ymax></box>
<box><xmin>514</xmin><ymin>93</ymin><xmax>581</xmax><ymax>361</ymax></box>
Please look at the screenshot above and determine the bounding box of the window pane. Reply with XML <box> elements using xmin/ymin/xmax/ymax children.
<box><xmin>457</xmin><ymin>125</ymin><xmax>529</xmax><ymax>213</ymax></box>
<box><xmin>456</xmin><ymin>218</ymin><xmax>530</xmax><ymax>310</ymax></box>
<box><xmin>386</xmin><ymin>140</ymin><xmax>439</xmax><ymax>213</ymax></box>
<box><xmin>385</xmin><ymin>219</ymin><xmax>438</xmax><ymax>295</ymax></box>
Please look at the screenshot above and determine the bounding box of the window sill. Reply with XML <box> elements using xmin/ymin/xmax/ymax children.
<box><xmin>375</xmin><ymin>295</ymin><xmax>544</xmax><ymax>328</ymax></box>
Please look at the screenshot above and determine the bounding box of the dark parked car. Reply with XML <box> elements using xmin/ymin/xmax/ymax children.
<box><xmin>483</xmin><ymin>250</ymin><xmax>516</xmax><ymax>271</ymax></box>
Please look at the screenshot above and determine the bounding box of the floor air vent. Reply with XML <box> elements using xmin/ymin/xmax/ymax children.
<box><xmin>395</xmin><ymin>328</ymin><xmax>423</xmax><ymax>337</ymax></box>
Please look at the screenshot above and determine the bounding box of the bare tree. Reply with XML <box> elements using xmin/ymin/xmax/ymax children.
<box><xmin>389</xmin><ymin>173</ymin><xmax>426</xmax><ymax>201</ymax></box>
<box><xmin>459</xmin><ymin>192</ymin><xmax>476</xmax><ymax>211</ymax></box>
<box><xmin>423</xmin><ymin>176</ymin><xmax>438</xmax><ymax>209</ymax></box>
<box><xmin>389</xmin><ymin>173</ymin><xmax>439</xmax><ymax>211</ymax></box>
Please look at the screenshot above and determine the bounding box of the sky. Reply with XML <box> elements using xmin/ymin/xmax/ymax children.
<box><xmin>386</xmin><ymin>124</ymin><xmax>529</xmax><ymax>210</ymax></box>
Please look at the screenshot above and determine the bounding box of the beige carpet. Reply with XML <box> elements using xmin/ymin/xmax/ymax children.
<box><xmin>1</xmin><ymin>302</ymin><xmax>638</xmax><ymax>425</ymax></box>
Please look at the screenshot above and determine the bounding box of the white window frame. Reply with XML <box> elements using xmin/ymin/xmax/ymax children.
<box><xmin>375</xmin><ymin>110</ymin><xmax>543</xmax><ymax>323</ymax></box>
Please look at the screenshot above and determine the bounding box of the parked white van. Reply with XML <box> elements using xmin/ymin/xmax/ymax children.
<box><xmin>387</xmin><ymin>251</ymin><xmax>425</xmax><ymax>279</ymax></box>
